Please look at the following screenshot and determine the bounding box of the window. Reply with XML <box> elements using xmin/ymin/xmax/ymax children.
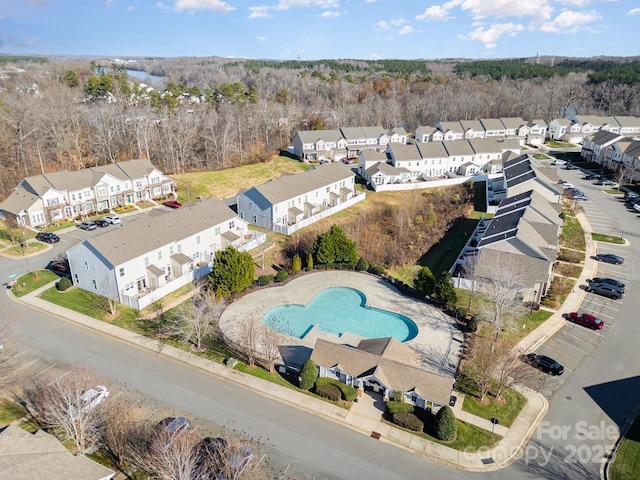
<box><xmin>326</xmin><ymin>187</ymin><xmax>330</xmax><ymax>192</ymax></box>
<box><xmin>177</xmin><ymin>244</ymin><xmax>182</xmax><ymax>253</ymax></box>
<box><xmin>74</xmin><ymin>273</ymin><xmax>79</xmax><ymax>284</ymax></box>
<box><xmin>92</xmin><ymin>279</ymin><xmax>98</xmax><ymax>291</ymax></box>
<box><xmin>215</xmin><ymin>227</ymin><xmax>221</xmax><ymax>235</ymax></box>
<box><xmin>229</xmin><ymin>220</ymin><xmax>234</xmax><ymax>229</ymax></box>
<box><xmin>158</xmin><ymin>251</ymin><xmax>162</xmax><ymax>260</ymax></box>
<box><xmin>249</xmin><ymin>202</ymin><xmax>253</xmax><ymax>209</ymax></box>
<box><xmin>144</xmin><ymin>256</ymin><xmax>149</xmax><ymax>266</ymax></box>
<box><xmin>169</xmin><ymin>246</ymin><xmax>174</xmax><ymax>255</ymax></box>
<box><xmin>239</xmin><ymin>212</ymin><xmax>244</xmax><ymax>220</ymax></box>
<box><xmin>196</xmin><ymin>236</ymin><xmax>201</xmax><ymax>244</ymax></box>
<box><xmin>98</xmin><ymin>187</ymin><xmax>107</xmax><ymax>196</ymax></box>
<box><xmin>84</xmin><ymin>261</ymin><xmax>89</xmax><ymax>270</ymax></box>
<box><xmin>252</xmin><ymin>214</ymin><xmax>257</xmax><ymax>223</ymax></box>
<box><xmin>119</xmin><ymin>267</ymin><xmax>125</xmax><ymax>277</ymax></box>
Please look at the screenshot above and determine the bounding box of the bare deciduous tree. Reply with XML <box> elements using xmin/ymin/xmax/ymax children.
<box><xmin>169</xmin><ymin>292</ymin><xmax>226</xmax><ymax>351</ymax></box>
<box><xmin>32</xmin><ymin>365</ymin><xmax>107</xmax><ymax>454</ymax></box>
<box><xmin>101</xmin><ymin>392</ymin><xmax>147</xmax><ymax>470</ymax></box>
<box><xmin>493</xmin><ymin>347</ymin><xmax>536</xmax><ymax>400</ymax></box>
<box><xmin>260</xmin><ymin>318</ymin><xmax>287</xmax><ymax>374</ymax></box>
<box><xmin>236</xmin><ymin>310</ymin><xmax>262</xmax><ymax>368</ymax></box>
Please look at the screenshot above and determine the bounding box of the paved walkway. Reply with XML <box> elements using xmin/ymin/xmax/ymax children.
<box><xmin>5</xmin><ymin>210</ymin><xmax>598</xmax><ymax>471</ymax></box>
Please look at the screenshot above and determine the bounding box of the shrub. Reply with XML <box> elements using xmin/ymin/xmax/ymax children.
<box><xmin>56</xmin><ymin>277</ymin><xmax>72</xmax><ymax>291</ymax></box>
<box><xmin>299</xmin><ymin>359</ymin><xmax>318</xmax><ymax>390</ymax></box>
<box><xmin>466</xmin><ymin>315</ymin><xmax>479</xmax><ymax>333</ymax></box>
<box><xmin>291</xmin><ymin>254</ymin><xmax>302</xmax><ymax>274</ymax></box>
<box><xmin>257</xmin><ymin>275</ymin><xmax>274</xmax><ymax>286</ymax></box>
<box><xmin>368</xmin><ymin>264</ymin><xmax>386</xmax><ymax>275</ymax></box>
<box><xmin>434</xmin><ymin>406</ymin><xmax>457</xmax><ymax>441</ymax></box>
<box><xmin>315</xmin><ymin>384</ymin><xmax>341</xmax><ymax>402</ymax></box>
<box><xmin>315</xmin><ymin>378</ymin><xmax>358</xmax><ymax>401</ymax></box>
<box><xmin>275</xmin><ymin>269</ymin><xmax>289</xmax><ymax>282</ymax></box>
<box><xmin>355</xmin><ymin>257</ymin><xmax>369</xmax><ymax>271</ymax></box>
<box><xmin>392</xmin><ymin>411</ymin><xmax>424</xmax><ymax>432</ymax></box>
<box><xmin>385</xmin><ymin>401</ymin><xmax>414</xmax><ymax>415</ymax></box>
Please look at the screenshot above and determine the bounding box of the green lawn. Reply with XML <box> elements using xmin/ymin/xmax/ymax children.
<box><xmin>546</xmin><ymin>141</ymin><xmax>577</xmax><ymax>149</ymax></box>
<box><xmin>419</xmin><ymin>217</ymin><xmax>479</xmax><ymax>275</ymax></box>
<box><xmin>461</xmin><ymin>388</ymin><xmax>528</xmax><ymax>428</ymax></box>
<box><xmin>609</xmin><ymin>414</ymin><xmax>640</xmax><ymax>480</ymax></box>
<box><xmin>11</xmin><ymin>270</ymin><xmax>60</xmax><ymax>298</ymax></box>
<box><xmin>592</xmin><ymin>232</ymin><xmax>625</xmax><ymax>244</ymax></box>
<box><xmin>0</xmin><ymin>398</ymin><xmax>27</xmax><ymax>426</ymax></box>
<box><xmin>560</xmin><ymin>215</ymin><xmax>586</xmax><ymax>251</ymax></box>
<box><xmin>171</xmin><ymin>156</ymin><xmax>312</xmax><ymax>201</ymax></box>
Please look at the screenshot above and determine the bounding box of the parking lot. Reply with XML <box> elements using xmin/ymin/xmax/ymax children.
<box><xmin>523</xmin><ymin>166</ymin><xmax>631</xmax><ymax>398</ymax></box>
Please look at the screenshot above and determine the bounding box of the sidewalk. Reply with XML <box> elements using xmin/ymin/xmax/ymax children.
<box><xmin>7</xmin><ymin>211</ymin><xmax>596</xmax><ymax>472</ymax></box>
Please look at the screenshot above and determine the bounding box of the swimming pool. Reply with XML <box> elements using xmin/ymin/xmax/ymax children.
<box><xmin>263</xmin><ymin>286</ymin><xmax>418</xmax><ymax>342</ymax></box>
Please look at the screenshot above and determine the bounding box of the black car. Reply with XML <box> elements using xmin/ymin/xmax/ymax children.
<box><xmin>584</xmin><ymin>173</ymin><xmax>601</xmax><ymax>180</ymax></box>
<box><xmin>586</xmin><ymin>283</ymin><xmax>623</xmax><ymax>300</ymax></box>
<box><xmin>594</xmin><ymin>253</ymin><xmax>624</xmax><ymax>265</ymax></box>
<box><xmin>526</xmin><ymin>353</ymin><xmax>564</xmax><ymax>375</ymax></box>
<box><xmin>598</xmin><ymin>179</ymin><xmax>616</xmax><ymax>187</ymax></box>
<box><xmin>624</xmin><ymin>191</ymin><xmax>639</xmax><ymax>201</ymax></box>
<box><xmin>590</xmin><ymin>277</ymin><xmax>625</xmax><ymax>290</ymax></box>
<box><xmin>95</xmin><ymin>219</ymin><xmax>109</xmax><ymax>228</ymax></box>
<box><xmin>35</xmin><ymin>232</ymin><xmax>60</xmax><ymax>244</ymax></box>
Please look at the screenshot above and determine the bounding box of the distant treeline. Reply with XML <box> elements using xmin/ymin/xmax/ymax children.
<box><xmin>454</xmin><ymin>58</ymin><xmax>640</xmax><ymax>85</ymax></box>
<box><xmin>0</xmin><ymin>55</ymin><xmax>48</xmax><ymax>66</ymax></box>
<box><xmin>221</xmin><ymin>58</ymin><xmax>432</xmax><ymax>76</ymax></box>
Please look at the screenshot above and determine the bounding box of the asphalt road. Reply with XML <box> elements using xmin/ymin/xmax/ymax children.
<box><xmin>4</xmin><ymin>171</ymin><xmax>640</xmax><ymax>479</ymax></box>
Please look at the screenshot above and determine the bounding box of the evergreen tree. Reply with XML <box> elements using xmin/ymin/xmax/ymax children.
<box><xmin>300</xmin><ymin>359</ymin><xmax>318</xmax><ymax>390</ymax></box>
<box><xmin>434</xmin><ymin>406</ymin><xmax>457</xmax><ymax>441</ymax></box>
<box><xmin>208</xmin><ymin>246</ymin><xmax>254</xmax><ymax>298</ymax></box>
<box><xmin>307</xmin><ymin>253</ymin><xmax>314</xmax><ymax>271</ymax></box>
<box><xmin>310</xmin><ymin>224</ymin><xmax>358</xmax><ymax>266</ymax></box>
<box><xmin>414</xmin><ymin>266</ymin><xmax>436</xmax><ymax>297</ymax></box>
<box><xmin>433</xmin><ymin>271</ymin><xmax>457</xmax><ymax>308</ymax></box>
<box><xmin>292</xmin><ymin>253</ymin><xmax>302</xmax><ymax>274</ymax></box>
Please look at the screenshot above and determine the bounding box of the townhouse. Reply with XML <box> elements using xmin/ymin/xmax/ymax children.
<box><xmin>0</xmin><ymin>159</ymin><xmax>175</xmax><ymax>228</ymax></box>
<box><xmin>66</xmin><ymin>196</ymin><xmax>258</xmax><ymax>310</ymax></box>
<box><xmin>236</xmin><ymin>161</ymin><xmax>364</xmax><ymax>235</ymax></box>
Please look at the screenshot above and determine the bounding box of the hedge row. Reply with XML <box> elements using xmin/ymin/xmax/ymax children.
<box><xmin>315</xmin><ymin>384</ymin><xmax>341</xmax><ymax>402</ymax></box>
<box><xmin>385</xmin><ymin>400</ymin><xmax>414</xmax><ymax>414</ymax></box>
<box><xmin>392</xmin><ymin>411</ymin><xmax>424</xmax><ymax>432</ymax></box>
<box><xmin>315</xmin><ymin>377</ymin><xmax>358</xmax><ymax>401</ymax></box>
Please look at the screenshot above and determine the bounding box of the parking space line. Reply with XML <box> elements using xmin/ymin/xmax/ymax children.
<box><xmin>544</xmin><ymin>336</ymin><xmax>589</xmax><ymax>353</ymax></box>
<box><xmin>563</xmin><ymin>327</ymin><xmax>605</xmax><ymax>340</ymax></box>
<box><xmin>581</xmin><ymin>298</ymin><xmax>621</xmax><ymax>311</ymax></box>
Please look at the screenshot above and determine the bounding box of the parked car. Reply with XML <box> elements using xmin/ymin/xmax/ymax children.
<box><xmin>552</xmin><ymin>159</ymin><xmax>567</xmax><ymax>166</ymax></box>
<box><xmin>594</xmin><ymin>253</ymin><xmax>624</xmax><ymax>264</ymax></box>
<box><xmin>598</xmin><ymin>179</ymin><xmax>616</xmax><ymax>187</ymax></box>
<box><xmin>103</xmin><ymin>215</ymin><xmax>121</xmax><ymax>224</ymax></box>
<box><xmin>156</xmin><ymin>416</ymin><xmax>190</xmax><ymax>447</ymax></box>
<box><xmin>35</xmin><ymin>232</ymin><xmax>60</xmax><ymax>244</ymax></box>
<box><xmin>562</xmin><ymin>182</ymin><xmax>574</xmax><ymax>189</ymax></box>
<box><xmin>584</xmin><ymin>173</ymin><xmax>601</xmax><ymax>180</ymax></box>
<box><xmin>526</xmin><ymin>353</ymin><xmax>564</xmax><ymax>375</ymax></box>
<box><xmin>95</xmin><ymin>219</ymin><xmax>109</xmax><ymax>227</ymax></box>
<box><xmin>565</xmin><ymin>164</ymin><xmax>579</xmax><ymax>170</ymax></box>
<box><xmin>590</xmin><ymin>277</ymin><xmax>625</xmax><ymax>290</ymax></box>
<box><xmin>572</xmin><ymin>193</ymin><xmax>588</xmax><ymax>201</ymax></box>
<box><xmin>586</xmin><ymin>283</ymin><xmax>623</xmax><ymax>300</ymax></box>
<box><xmin>633</xmin><ymin>203</ymin><xmax>640</xmax><ymax>213</ymax></box>
<box><xmin>567</xmin><ymin>312</ymin><xmax>604</xmax><ymax>330</ymax></box>
<box><xmin>77</xmin><ymin>221</ymin><xmax>97</xmax><ymax>231</ymax></box>
<box><xmin>624</xmin><ymin>191</ymin><xmax>639</xmax><ymax>201</ymax></box>
<box><xmin>70</xmin><ymin>385</ymin><xmax>109</xmax><ymax>415</ymax></box>
<box><xmin>163</xmin><ymin>200</ymin><xmax>182</xmax><ymax>209</ymax></box>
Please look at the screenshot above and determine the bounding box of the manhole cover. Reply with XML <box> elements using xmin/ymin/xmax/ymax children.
<box><xmin>481</xmin><ymin>458</ymin><xmax>495</xmax><ymax>465</ymax></box>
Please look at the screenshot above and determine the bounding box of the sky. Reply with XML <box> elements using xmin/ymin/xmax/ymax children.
<box><xmin>1</xmin><ymin>0</ymin><xmax>639</xmax><ymax>60</ymax></box>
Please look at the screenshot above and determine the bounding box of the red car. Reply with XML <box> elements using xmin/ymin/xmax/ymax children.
<box><xmin>567</xmin><ymin>312</ymin><xmax>604</xmax><ymax>330</ymax></box>
<box><xmin>163</xmin><ymin>200</ymin><xmax>182</xmax><ymax>209</ymax></box>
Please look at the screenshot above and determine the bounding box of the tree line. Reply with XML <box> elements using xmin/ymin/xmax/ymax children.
<box><xmin>1</xmin><ymin>55</ymin><xmax>639</xmax><ymax>202</ymax></box>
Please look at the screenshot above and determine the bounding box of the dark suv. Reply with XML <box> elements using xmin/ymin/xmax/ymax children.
<box><xmin>526</xmin><ymin>353</ymin><xmax>564</xmax><ymax>375</ymax></box>
<box><xmin>586</xmin><ymin>283</ymin><xmax>623</xmax><ymax>299</ymax></box>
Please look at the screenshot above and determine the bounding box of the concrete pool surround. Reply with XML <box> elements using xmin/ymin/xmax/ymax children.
<box><xmin>219</xmin><ymin>271</ymin><xmax>463</xmax><ymax>377</ymax></box>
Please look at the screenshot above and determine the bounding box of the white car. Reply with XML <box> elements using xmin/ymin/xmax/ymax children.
<box><xmin>103</xmin><ymin>215</ymin><xmax>121</xmax><ymax>224</ymax></box>
<box><xmin>562</xmin><ymin>182</ymin><xmax>574</xmax><ymax>189</ymax></box>
<box><xmin>75</xmin><ymin>385</ymin><xmax>109</xmax><ymax>413</ymax></box>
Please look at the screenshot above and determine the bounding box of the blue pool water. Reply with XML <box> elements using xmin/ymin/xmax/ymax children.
<box><xmin>263</xmin><ymin>287</ymin><xmax>418</xmax><ymax>342</ymax></box>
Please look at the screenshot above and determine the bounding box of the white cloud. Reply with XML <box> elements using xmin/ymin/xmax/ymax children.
<box><xmin>173</xmin><ymin>0</ymin><xmax>235</xmax><ymax>13</ymax></box>
<box><xmin>321</xmin><ymin>10</ymin><xmax>341</xmax><ymax>17</ymax></box>
<box><xmin>540</xmin><ymin>9</ymin><xmax>601</xmax><ymax>33</ymax></box>
<box><xmin>256</xmin><ymin>35</ymin><xmax>267</xmax><ymax>43</ymax></box>
<box><xmin>275</xmin><ymin>0</ymin><xmax>340</xmax><ymax>10</ymax></box>
<box><xmin>390</xmin><ymin>18</ymin><xmax>407</xmax><ymax>26</ymax></box>
<box><xmin>458</xmin><ymin>0</ymin><xmax>553</xmax><ymax>23</ymax></box>
<box><xmin>370</xmin><ymin>53</ymin><xmax>382</xmax><ymax>59</ymax></box>
<box><xmin>628</xmin><ymin>8</ymin><xmax>640</xmax><ymax>15</ymax></box>
<box><xmin>416</xmin><ymin>5</ymin><xmax>454</xmax><ymax>22</ymax></box>
<box><xmin>376</xmin><ymin>20</ymin><xmax>390</xmax><ymax>29</ymax></box>
<box><xmin>398</xmin><ymin>25</ymin><xmax>414</xmax><ymax>35</ymax></box>
<box><xmin>461</xmin><ymin>22</ymin><xmax>524</xmax><ymax>49</ymax></box>
<box><xmin>249</xmin><ymin>6</ymin><xmax>271</xmax><ymax>18</ymax></box>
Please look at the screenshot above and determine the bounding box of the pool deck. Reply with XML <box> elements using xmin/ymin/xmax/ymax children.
<box><xmin>219</xmin><ymin>271</ymin><xmax>463</xmax><ymax>377</ymax></box>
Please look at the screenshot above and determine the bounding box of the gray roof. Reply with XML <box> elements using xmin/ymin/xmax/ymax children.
<box><xmin>476</xmin><ymin>248</ymin><xmax>551</xmax><ymax>288</ymax></box>
<box><xmin>469</xmin><ymin>137</ymin><xmax>521</xmax><ymax>154</ymax></box>
<box><xmin>527</xmin><ymin>119</ymin><xmax>548</xmax><ymax>128</ymax></box>
<box><xmin>416</xmin><ymin>141</ymin><xmax>449</xmax><ymax>158</ymax></box>
<box><xmin>0</xmin><ymin>424</ymin><xmax>114</xmax><ymax>480</ymax></box>
<box><xmin>0</xmin><ymin>189</ymin><xmax>40</xmax><ymax>215</ymax></box>
<box><xmin>588</xmin><ymin>130</ymin><xmax>623</xmax><ymax>146</ymax></box>
<box><xmin>360</xmin><ymin>150</ymin><xmax>388</xmax><ymax>162</ymax></box>
<box><xmin>310</xmin><ymin>339</ymin><xmax>453</xmax><ymax>405</ymax></box>
<box><xmin>443</xmin><ymin>141</ymin><xmax>475</xmax><ymax>156</ymax></box>
<box><xmin>480</xmin><ymin>118</ymin><xmax>506</xmax><ymax>131</ymax></box>
<box><xmin>77</xmin><ymin>196</ymin><xmax>237</xmax><ymax>266</ymax></box>
<box><xmin>437</xmin><ymin>121</ymin><xmax>463</xmax><ymax>133</ymax></box>
<box><xmin>296</xmin><ymin>129</ymin><xmax>343</xmax><ymax>143</ymax></box>
<box><xmin>500</xmin><ymin>117</ymin><xmax>526</xmax><ymax>129</ymax></box>
<box><xmin>613</xmin><ymin>116</ymin><xmax>640</xmax><ymax>128</ymax></box>
<box><xmin>573</xmin><ymin>115</ymin><xmax>617</xmax><ymax>127</ymax></box>
<box><xmin>388</xmin><ymin>143</ymin><xmax>422</xmax><ymax>161</ymax></box>
<box><xmin>242</xmin><ymin>162</ymin><xmax>354</xmax><ymax>206</ymax></box>
<box><xmin>459</xmin><ymin>120</ymin><xmax>484</xmax><ymax>132</ymax></box>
